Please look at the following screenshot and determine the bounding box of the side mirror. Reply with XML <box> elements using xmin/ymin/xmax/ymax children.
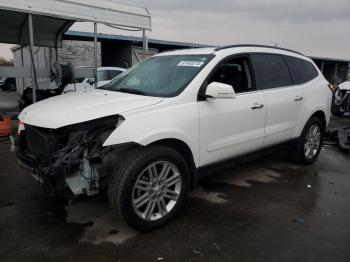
<box><xmin>205</xmin><ymin>82</ymin><xmax>236</xmax><ymax>99</ymax></box>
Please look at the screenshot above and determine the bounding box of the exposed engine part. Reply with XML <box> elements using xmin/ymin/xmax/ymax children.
<box><xmin>66</xmin><ymin>150</ymin><xmax>99</xmax><ymax>196</ymax></box>
<box><xmin>16</xmin><ymin>115</ymin><xmax>136</xmax><ymax>198</ymax></box>
<box><xmin>331</xmin><ymin>87</ymin><xmax>350</xmax><ymax>116</ymax></box>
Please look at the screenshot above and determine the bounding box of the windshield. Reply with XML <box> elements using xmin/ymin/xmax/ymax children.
<box><xmin>100</xmin><ymin>55</ymin><xmax>211</xmax><ymax>97</ymax></box>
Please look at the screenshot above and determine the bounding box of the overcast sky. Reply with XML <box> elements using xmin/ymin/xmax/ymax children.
<box><xmin>1</xmin><ymin>0</ymin><xmax>349</xmax><ymax>60</ymax></box>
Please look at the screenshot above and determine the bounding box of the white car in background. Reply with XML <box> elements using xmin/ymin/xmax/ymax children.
<box><xmin>331</xmin><ymin>81</ymin><xmax>350</xmax><ymax>116</ymax></box>
<box><xmin>63</xmin><ymin>67</ymin><xmax>126</xmax><ymax>93</ymax></box>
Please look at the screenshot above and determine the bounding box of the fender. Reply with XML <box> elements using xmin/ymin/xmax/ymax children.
<box><xmin>103</xmin><ymin>128</ymin><xmax>199</xmax><ymax>167</ymax></box>
<box><xmin>295</xmin><ymin>106</ymin><xmax>329</xmax><ymax>137</ymax></box>
<box><xmin>102</xmin><ymin>101</ymin><xmax>200</xmax><ymax>167</ymax></box>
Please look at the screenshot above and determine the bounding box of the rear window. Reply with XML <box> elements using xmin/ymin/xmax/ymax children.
<box><xmin>251</xmin><ymin>53</ymin><xmax>292</xmax><ymax>90</ymax></box>
<box><xmin>284</xmin><ymin>56</ymin><xmax>318</xmax><ymax>84</ymax></box>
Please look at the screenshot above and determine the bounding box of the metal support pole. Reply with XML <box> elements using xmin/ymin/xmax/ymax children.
<box><xmin>333</xmin><ymin>62</ymin><xmax>338</xmax><ymax>84</ymax></box>
<box><xmin>28</xmin><ymin>14</ymin><xmax>37</xmax><ymax>102</ymax></box>
<box><xmin>55</xmin><ymin>43</ymin><xmax>58</xmax><ymax>62</ymax></box>
<box><xmin>94</xmin><ymin>22</ymin><xmax>98</xmax><ymax>88</ymax></box>
<box><xmin>20</xmin><ymin>45</ymin><xmax>25</xmax><ymax>92</ymax></box>
<box><xmin>142</xmin><ymin>29</ymin><xmax>147</xmax><ymax>60</ymax></box>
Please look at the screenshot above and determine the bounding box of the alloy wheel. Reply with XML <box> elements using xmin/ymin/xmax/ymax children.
<box><xmin>132</xmin><ymin>161</ymin><xmax>182</xmax><ymax>221</ymax></box>
<box><xmin>304</xmin><ymin>124</ymin><xmax>321</xmax><ymax>159</ymax></box>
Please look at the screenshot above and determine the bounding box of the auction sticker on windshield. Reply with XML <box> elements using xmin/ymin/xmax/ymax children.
<box><xmin>177</xmin><ymin>61</ymin><xmax>205</xmax><ymax>67</ymax></box>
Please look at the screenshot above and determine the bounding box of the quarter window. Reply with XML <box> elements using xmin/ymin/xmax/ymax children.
<box><xmin>251</xmin><ymin>53</ymin><xmax>292</xmax><ymax>89</ymax></box>
<box><xmin>284</xmin><ymin>56</ymin><xmax>318</xmax><ymax>84</ymax></box>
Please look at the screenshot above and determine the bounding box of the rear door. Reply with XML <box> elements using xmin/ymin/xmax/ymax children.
<box><xmin>251</xmin><ymin>53</ymin><xmax>305</xmax><ymax>147</ymax></box>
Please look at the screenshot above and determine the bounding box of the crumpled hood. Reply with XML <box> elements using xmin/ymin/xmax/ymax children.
<box><xmin>339</xmin><ymin>81</ymin><xmax>350</xmax><ymax>91</ymax></box>
<box><xmin>19</xmin><ymin>89</ymin><xmax>163</xmax><ymax>129</ymax></box>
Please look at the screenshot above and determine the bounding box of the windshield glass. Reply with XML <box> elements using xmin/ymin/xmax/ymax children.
<box><xmin>100</xmin><ymin>55</ymin><xmax>211</xmax><ymax>97</ymax></box>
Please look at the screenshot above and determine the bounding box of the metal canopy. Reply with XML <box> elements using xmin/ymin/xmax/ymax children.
<box><xmin>0</xmin><ymin>0</ymin><xmax>151</xmax><ymax>29</ymax></box>
<box><xmin>0</xmin><ymin>0</ymin><xmax>151</xmax><ymax>103</ymax></box>
<box><xmin>0</xmin><ymin>0</ymin><xmax>151</xmax><ymax>47</ymax></box>
<box><xmin>0</xmin><ymin>9</ymin><xmax>73</xmax><ymax>47</ymax></box>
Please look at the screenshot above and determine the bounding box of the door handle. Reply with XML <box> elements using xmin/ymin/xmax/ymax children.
<box><xmin>294</xmin><ymin>96</ymin><xmax>303</xmax><ymax>101</ymax></box>
<box><xmin>251</xmin><ymin>103</ymin><xmax>264</xmax><ymax>109</ymax></box>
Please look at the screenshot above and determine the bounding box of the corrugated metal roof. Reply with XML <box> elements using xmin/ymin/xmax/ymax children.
<box><xmin>0</xmin><ymin>0</ymin><xmax>151</xmax><ymax>47</ymax></box>
<box><xmin>310</xmin><ymin>56</ymin><xmax>350</xmax><ymax>63</ymax></box>
<box><xmin>0</xmin><ymin>0</ymin><xmax>151</xmax><ymax>30</ymax></box>
<box><xmin>65</xmin><ymin>31</ymin><xmax>212</xmax><ymax>48</ymax></box>
<box><xmin>64</xmin><ymin>31</ymin><xmax>350</xmax><ymax>63</ymax></box>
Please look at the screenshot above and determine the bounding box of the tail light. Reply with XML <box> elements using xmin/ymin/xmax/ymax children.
<box><xmin>328</xmin><ymin>84</ymin><xmax>335</xmax><ymax>93</ymax></box>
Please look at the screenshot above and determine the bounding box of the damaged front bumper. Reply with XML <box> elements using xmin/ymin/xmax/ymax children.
<box><xmin>16</xmin><ymin>115</ymin><xmax>135</xmax><ymax>199</ymax></box>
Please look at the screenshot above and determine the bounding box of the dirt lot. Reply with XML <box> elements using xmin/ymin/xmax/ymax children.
<box><xmin>1</xmin><ymin>117</ymin><xmax>350</xmax><ymax>262</ymax></box>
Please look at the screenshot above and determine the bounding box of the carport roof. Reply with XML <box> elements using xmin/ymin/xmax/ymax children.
<box><xmin>64</xmin><ymin>31</ymin><xmax>350</xmax><ymax>63</ymax></box>
<box><xmin>0</xmin><ymin>0</ymin><xmax>151</xmax><ymax>47</ymax></box>
<box><xmin>310</xmin><ymin>56</ymin><xmax>350</xmax><ymax>63</ymax></box>
<box><xmin>64</xmin><ymin>30</ymin><xmax>212</xmax><ymax>49</ymax></box>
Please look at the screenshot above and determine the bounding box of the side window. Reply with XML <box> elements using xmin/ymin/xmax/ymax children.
<box><xmin>208</xmin><ymin>56</ymin><xmax>254</xmax><ymax>93</ymax></box>
<box><xmin>284</xmin><ymin>56</ymin><xmax>318</xmax><ymax>84</ymax></box>
<box><xmin>108</xmin><ymin>70</ymin><xmax>123</xmax><ymax>80</ymax></box>
<box><xmin>97</xmin><ymin>70</ymin><xmax>108</xmax><ymax>82</ymax></box>
<box><xmin>251</xmin><ymin>53</ymin><xmax>292</xmax><ymax>89</ymax></box>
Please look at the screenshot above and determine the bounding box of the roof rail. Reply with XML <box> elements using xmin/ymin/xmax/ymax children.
<box><xmin>214</xmin><ymin>44</ymin><xmax>304</xmax><ymax>56</ymax></box>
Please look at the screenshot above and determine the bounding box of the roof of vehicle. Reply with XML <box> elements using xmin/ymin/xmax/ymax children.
<box><xmin>98</xmin><ymin>67</ymin><xmax>126</xmax><ymax>71</ymax></box>
<box><xmin>214</xmin><ymin>44</ymin><xmax>303</xmax><ymax>55</ymax></box>
<box><xmin>71</xmin><ymin>66</ymin><xmax>126</xmax><ymax>71</ymax></box>
<box><xmin>155</xmin><ymin>45</ymin><xmax>308</xmax><ymax>60</ymax></box>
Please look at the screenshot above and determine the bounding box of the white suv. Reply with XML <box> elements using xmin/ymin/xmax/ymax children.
<box><xmin>16</xmin><ymin>45</ymin><xmax>332</xmax><ymax>231</ymax></box>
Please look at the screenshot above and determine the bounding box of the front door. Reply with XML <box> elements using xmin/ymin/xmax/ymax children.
<box><xmin>198</xmin><ymin>55</ymin><xmax>266</xmax><ymax>166</ymax></box>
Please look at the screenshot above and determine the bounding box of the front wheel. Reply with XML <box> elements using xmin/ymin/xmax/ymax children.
<box><xmin>289</xmin><ymin>117</ymin><xmax>324</xmax><ymax>165</ymax></box>
<box><xmin>108</xmin><ymin>145</ymin><xmax>190</xmax><ymax>232</ymax></box>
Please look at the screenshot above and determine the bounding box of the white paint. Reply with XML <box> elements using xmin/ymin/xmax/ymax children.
<box><xmin>19</xmin><ymin>89</ymin><xmax>162</xmax><ymax>128</ymax></box>
<box><xmin>19</xmin><ymin>46</ymin><xmax>331</xmax><ymax>169</ymax></box>
<box><xmin>339</xmin><ymin>81</ymin><xmax>350</xmax><ymax>91</ymax></box>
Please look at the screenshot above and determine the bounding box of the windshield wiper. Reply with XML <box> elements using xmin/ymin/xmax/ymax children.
<box><xmin>118</xmin><ymin>88</ymin><xmax>147</xmax><ymax>96</ymax></box>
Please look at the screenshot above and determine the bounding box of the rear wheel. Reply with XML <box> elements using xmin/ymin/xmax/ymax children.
<box><xmin>290</xmin><ymin>116</ymin><xmax>324</xmax><ymax>165</ymax></box>
<box><xmin>108</xmin><ymin>145</ymin><xmax>190</xmax><ymax>231</ymax></box>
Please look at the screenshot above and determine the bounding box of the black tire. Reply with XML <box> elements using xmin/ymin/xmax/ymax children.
<box><xmin>289</xmin><ymin>116</ymin><xmax>325</xmax><ymax>165</ymax></box>
<box><xmin>108</xmin><ymin>145</ymin><xmax>190</xmax><ymax>232</ymax></box>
